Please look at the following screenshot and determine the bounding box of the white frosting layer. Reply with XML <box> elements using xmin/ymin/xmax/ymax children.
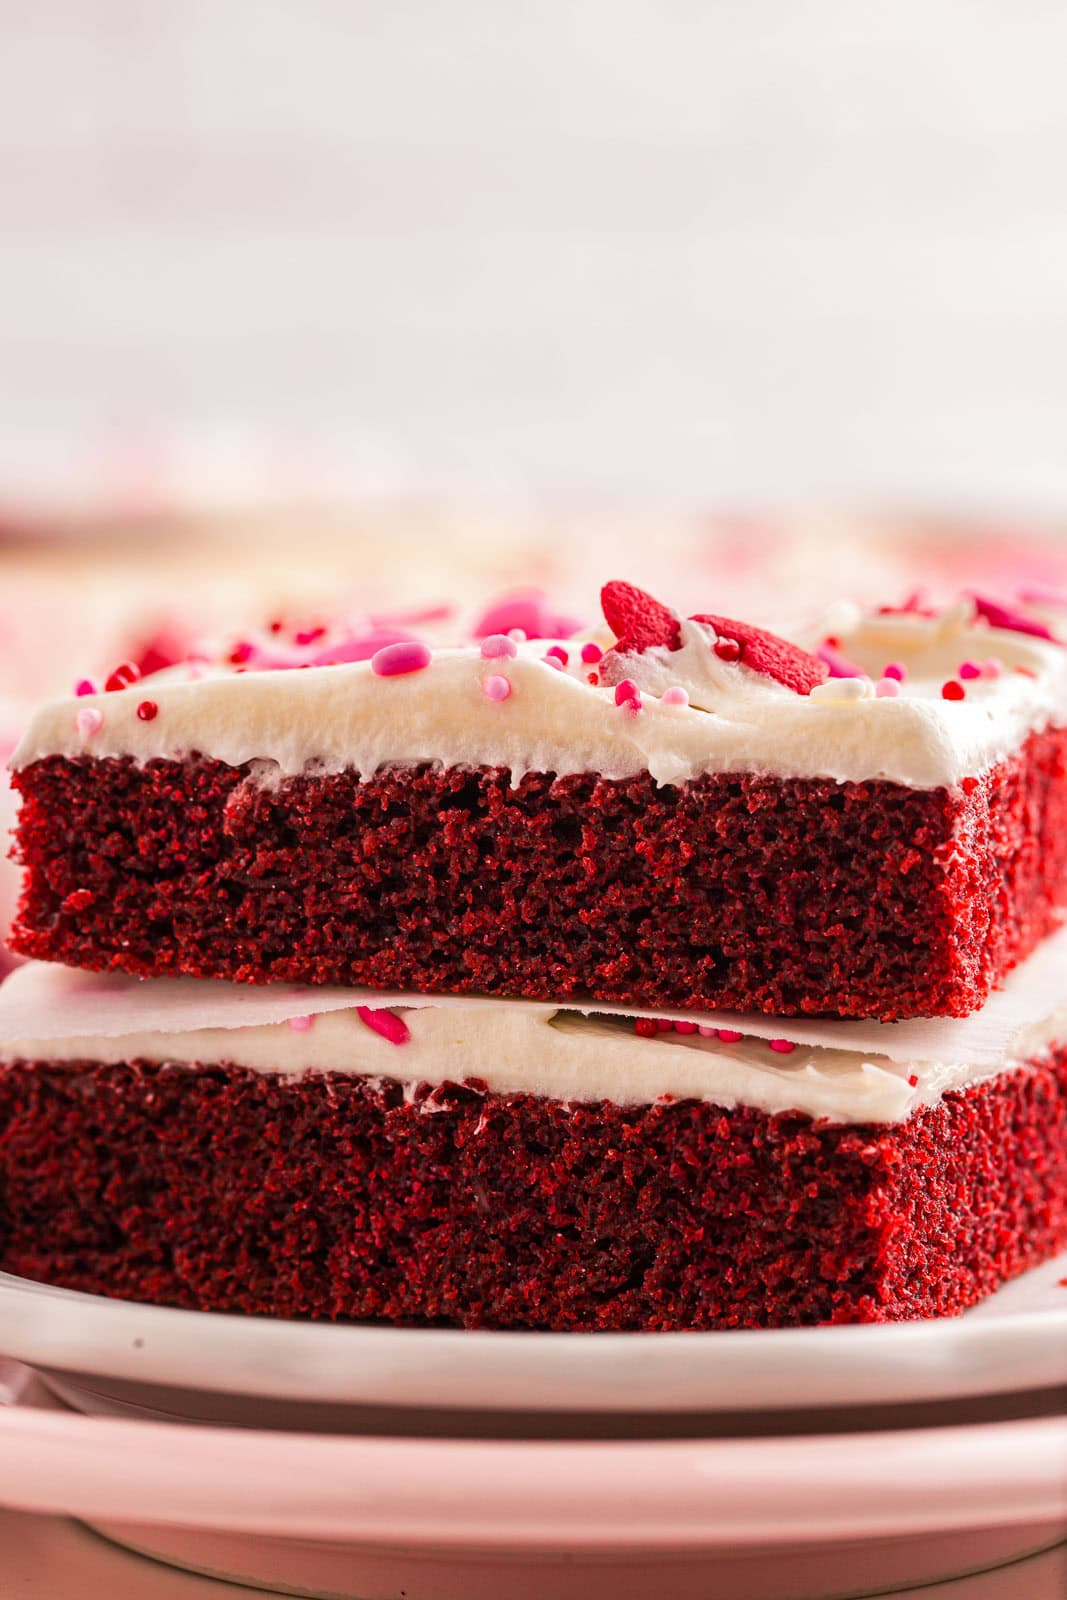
<box><xmin>11</xmin><ymin>604</ymin><xmax>1067</xmax><ymax>789</ymax></box>
<box><xmin>3</xmin><ymin>965</ymin><xmax>1065</xmax><ymax>1126</ymax></box>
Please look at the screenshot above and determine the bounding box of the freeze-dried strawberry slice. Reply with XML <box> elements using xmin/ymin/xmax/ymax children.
<box><xmin>692</xmin><ymin>613</ymin><xmax>828</xmax><ymax>695</ymax></box>
<box><xmin>601</xmin><ymin>581</ymin><xmax>681</xmax><ymax>653</ymax></box>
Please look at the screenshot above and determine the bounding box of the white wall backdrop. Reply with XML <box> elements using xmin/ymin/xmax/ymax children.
<box><xmin>1</xmin><ymin>1</ymin><xmax>1066</xmax><ymax>510</ymax></box>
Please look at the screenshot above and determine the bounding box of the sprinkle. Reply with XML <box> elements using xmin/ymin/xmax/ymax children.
<box><xmin>76</xmin><ymin>708</ymin><xmax>103</xmax><ymax>738</ymax></box>
<box><xmin>356</xmin><ymin>1006</ymin><xmax>411</xmax><ymax>1045</ymax></box>
<box><xmin>104</xmin><ymin>661</ymin><xmax>141</xmax><ymax>693</ymax></box>
<box><xmin>908</xmin><ymin>1073</ymin><xmax>919</xmax><ymax>1087</ymax></box>
<box><xmin>769</xmin><ymin>1038</ymin><xmax>796</xmax><ymax>1054</ymax></box>
<box><xmin>713</xmin><ymin>637</ymin><xmax>741</xmax><ymax>663</ymax></box>
<box><xmin>875</xmin><ymin>678</ymin><xmax>900</xmax><ymax>698</ymax></box>
<box><xmin>480</xmin><ymin>634</ymin><xmax>518</xmax><ymax>660</ymax></box>
<box><xmin>656</xmin><ymin>1019</ymin><xmax>673</xmax><ymax>1031</ymax></box>
<box><xmin>673</xmin><ymin>1020</ymin><xmax>698</xmax><ymax>1035</ymax></box>
<box><xmin>545</xmin><ymin>645</ymin><xmax>569</xmax><ymax>665</ymax></box>
<box><xmin>1014</xmin><ymin>665</ymin><xmax>1037</xmax><ymax>679</ymax></box>
<box><xmin>882</xmin><ymin>662</ymin><xmax>906</xmax><ymax>682</ymax></box>
<box><xmin>817</xmin><ymin>643</ymin><xmax>866</xmax><ymax>679</ymax></box>
<box><xmin>942</xmin><ymin>679</ymin><xmax>966</xmax><ymax>701</ymax></box>
<box><xmin>136</xmin><ymin>700</ymin><xmax>158</xmax><ymax>722</ymax></box>
<box><xmin>268</xmin><ymin>618</ymin><xmax>284</xmax><ymax>634</ymax></box>
<box><xmin>661</xmin><ymin>685</ymin><xmax>689</xmax><ymax>707</ymax></box>
<box><xmin>970</xmin><ymin>593</ymin><xmax>1056</xmax><ymax>641</ymax></box>
<box><xmin>958</xmin><ymin>660</ymin><xmax>982</xmax><ymax>680</ymax></box>
<box><xmin>542</xmin><ymin>653</ymin><xmax>565</xmax><ymax>671</ymax></box>
<box><xmin>580</xmin><ymin>641</ymin><xmax>603</xmax><ymax>664</ymax></box>
<box><xmin>228</xmin><ymin>640</ymin><xmax>254</xmax><ymax>665</ymax></box>
<box><xmin>634</xmin><ymin>1017</ymin><xmax>658</xmax><ymax>1038</ymax></box>
<box><xmin>982</xmin><ymin>657</ymin><xmax>1003</xmax><ymax>679</ymax></box>
<box><xmin>74</xmin><ymin>678</ymin><xmax>96</xmax><ymax>697</ymax></box>
<box><xmin>288</xmin><ymin>1015</ymin><xmax>314</xmax><ymax>1033</ymax></box>
<box><xmin>614</xmin><ymin>679</ymin><xmax>641</xmax><ymax>709</ymax></box>
<box><xmin>716</xmin><ymin>1028</ymin><xmax>744</xmax><ymax>1044</ymax></box>
<box><xmin>697</xmin><ymin>1025</ymin><xmax>716</xmax><ymax>1038</ymax></box>
<box><xmin>483</xmin><ymin>674</ymin><xmax>512</xmax><ymax>702</ymax></box>
<box><xmin>508</xmin><ymin>628</ymin><xmax>527</xmax><ymax>642</ymax></box>
<box><xmin>371</xmin><ymin>640</ymin><xmax>433</xmax><ymax>677</ymax></box>
<box><xmin>294</xmin><ymin>626</ymin><xmax>326</xmax><ymax>647</ymax></box>
<box><xmin>810</xmin><ymin>676</ymin><xmax>874</xmax><ymax>704</ymax></box>
<box><xmin>587</xmin><ymin>672</ymin><xmax>600</xmax><ymax>686</ymax></box>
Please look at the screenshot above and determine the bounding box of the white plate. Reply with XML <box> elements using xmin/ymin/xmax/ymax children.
<box><xmin>1</xmin><ymin>1361</ymin><xmax>1065</xmax><ymax>1600</ymax></box>
<box><xmin>1</xmin><ymin>1251</ymin><xmax>1065</xmax><ymax>1421</ymax></box>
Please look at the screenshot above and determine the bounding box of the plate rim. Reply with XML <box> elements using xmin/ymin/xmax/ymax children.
<box><xmin>0</xmin><ymin>1398</ymin><xmax>1064</xmax><ymax>1548</ymax></box>
<box><xmin>2</xmin><ymin>1259</ymin><xmax>1066</xmax><ymax>1414</ymax></box>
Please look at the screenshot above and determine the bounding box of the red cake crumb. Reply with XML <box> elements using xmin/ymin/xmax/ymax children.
<box><xmin>1</xmin><ymin>1052</ymin><xmax>1064</xmax><ymax>1329</ymax></box>
<box><xmin>10</xmin><ymin>724</ymin><xmax>1067</xmax><ymax>1019</ymax></box>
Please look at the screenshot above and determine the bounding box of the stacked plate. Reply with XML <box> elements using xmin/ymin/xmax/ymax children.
<box><xmin>1</xmin><ymin>1254</ymin><xmax>1065</xmax><ymax>1600</ymax></box>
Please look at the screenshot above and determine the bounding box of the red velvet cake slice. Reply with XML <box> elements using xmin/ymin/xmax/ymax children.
<box><xmin>8</xmin><ymin>588</ymin><xmax>1067</xmax><ymax>1020</ymax></box>
<box><xmin>1</xmin><ymin>957</ymin><xmax>1065</xmax><ymax>1330</ymax></box>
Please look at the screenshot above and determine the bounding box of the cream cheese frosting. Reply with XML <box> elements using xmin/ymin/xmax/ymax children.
<box><xmin>2</xmin><ymin>960</ymin><xmax>1065</xmax><ymax>1125</ymax></box>
<box><xmin>10</xmin><ymin>601</ymin><xmax>1067</xmax><ymax>790</ymax></box>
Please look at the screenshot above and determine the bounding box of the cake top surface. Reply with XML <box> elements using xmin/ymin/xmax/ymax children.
<box><xmin>10</xmin><ymin>584</ymin><xmax>1067</xmax><ymax>789</ymax></box>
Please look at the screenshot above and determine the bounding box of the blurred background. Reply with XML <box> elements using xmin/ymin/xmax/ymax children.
<box><xmin>3</xmin><ymin>2</ymin><xmax>1067</xmax><ymax>951</ymax></box>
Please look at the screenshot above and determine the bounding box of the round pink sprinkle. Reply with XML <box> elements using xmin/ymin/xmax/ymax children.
<box><xmin>74</xmin><ymin>678</ymin><xmax>96</xmax><ymax>697</ymax></box>
<box><xmin>698</xmin><ymin>1025</ymin><xmax>716</xmax><ymax>1037</ymax></box>
<box><xmin>508</xmin><ymin>628</ymin><xmax>527</xmax><ymax>642</ymax></box>
<box><xmin>882</xmin><ymin>662</ymin><xmax>906</xmax><ymax>682</ymax></box>
<box><xmin>580</xmin><ymin>641</ymin><xmax>603</xmax><ymax>664</ymax></box>
<box><xmin>875</xmin><ymin>677</ymin><xmax>900</xmax><ymax>698</ymax></box>
<box><xmin>769</xmin><ymin>1038</ymin><xmax>797</xmax><ymax>1054</ymax></box>
<box><xmin>661</xmin><ymin>685</ymin><xmax>689</xmax><ymax>706</ymax></box>
<box><xmin>480</xmin><ymin>634</ymin><xmax>518</xmax><ymax>660</ymax></box>
<box><xmin>483</xmin><ymin>674</ymin><xmax>512</xmax><ymax>702</ymax></box>
<box><xmin>288</xmin><ymin>1015</ymin><xmax>314</xmax><ymax>1033</ymax></box>
<box><xmin>982</xmin><ymin>657</ymin><xmax>1003</xmax><ymax>679</ymax></box>
<box><xmin>673</xmin><ymin>1020</ymin><xmax>698</xmax><ymax>1035</ymax></box>
<box><xmin>542</xmin><ymin>653</ymin><xmax>565</xmax><ymax>670</ymax></box>
<box><xmin>356</xmin><ymin>1006</ymin><xmax>411</xmax><ymax>1046</ymax></box>
<box><xmin>614</xmin><ymin>679</ymin><xmax>641</xmax><ymax>708</ymax></box>
<box><xmin>716</xmin><ymin>1028</ymin><xmax>744</xmax><ymax>1044</ymax></box>
<box><xmin>545</xmin><ymin>645</ymin><xmax>569</xmax><ymax>665</ymax></box>
<box><xmin>371</xmin><ymin>640</ymin><xmax>432</xmax><ymax>677</ymax></box>
<box><xmin>76</xmin><ymin>708</ymin><xmax>103</xmax><ymax>738</ymax></box>
<box><xmin>958</xmin><ymin>660</ymin><xmax>982</xmax><ymax>680</ymax></box>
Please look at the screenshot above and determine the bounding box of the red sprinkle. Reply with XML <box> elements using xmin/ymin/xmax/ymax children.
<box><xmin>614</xmin><ymin>679</ymin><xmax>641</xmax><ymax>708</ymax></box>
<box><xmin>634</xmin><ymin>1017</ymin><xmax>658</xmax><ymax>1038</ymax></box>
<box><xmin>355</xmin><ymin>1006</ymin><xmax>410</xmax><ymax>1046</ymax></box>
<box><xmin>716</xmin><ymin>1028</ymin><xmax>744</xmax><ymax>1044</ymax></box>
<box><xmin>713</xmin><ymin>637</ymin><xmax>741</xmax><ymax>663</ymax></box>
<box><xmin>580</xmin><ymin>641</ymin><xmax>604</xmax><ymax>664</ymax></box>
<box><xmin>673</xmin><ymin>1020</ymin><xmax>698</xmax><ymax>1035</ymax></box>
<box><xmin>545</xmin><ymin>645</ymin><xmax>569</xmax><ymax>665</ymax></box>
<box><xmin>371</xmin><ymin>641</ymin><xmax>432</xmax><ymax>678</ymax></box>
<box><xmin>769</xmin><ymin>1039</ymin><xmax>796</xmax><ymax>1054</ymax></box>
<box><xmin>228</xmin><ymin>641</ymin><xmax>254</xmax><ymax>665</ymax></box>
<box><xmin>104</xmin><ymin>662</ymin><xmax>141</xmax><ymax>693</ymax></box>
<box><xmin>942</xmin><ymin>680</ymin><xmax>966</xmax><ymax>701</ymax></box>
<box><xmin>136</xmin><ymin>700</ymin><xmax>158</xmax><ymax>722</ymax></box>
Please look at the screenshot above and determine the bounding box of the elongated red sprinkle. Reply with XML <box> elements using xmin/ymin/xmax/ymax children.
<box><xmin>942</xmin><ymin>680</ymin><xmax>966</xmax><ymax>701</ymax></box>
<box><xmin>105</xmin><ymin>661</ymin><xmax>140</xmax><ymax>692</ymax></box>
<box><xmin>634</xmin><ymin>1017</ymin><xmax>658</xmax><ymax>1038</ymax></box>
<box><xmin>580</xmin><ymin>641</ymin><xmax>603</xmax><ymax>664</ymax></box>
<box><xmin>673</xmin><ymin>1020</ymin><xmax>698</xmax><ymax>1035</ymax></box>
<box><xmin>769</xmin><ymin>1038</ymin><xmax>796</xmax><ymax>1054</ymax></box>
<box><xmin>356</xmin><ymin>1006</ymin><xmax>410</xmax><ymax>1045</ymax></box>
<box><xmin>713</xmin><ymin>637</ymin><xmax>741</xmax><ymax>663</ymax></box>
<box><xmin>656</xmin><ymin>1019</ymin><xmax>673</xmax><ymax>1031</ymax></box>
<box><xmin>136</xmin><ymin>700</ymin><xmax>158</xmax><ymax>722</ymax></box>
<box><xmin>716</xmin><ymin>1028</ymin><xmax>744</xmax><ymax>1043</ymax></box>
<box><xmin>371</xmin><ymin>641</ymin><xmax>432</xmax><ymax>677</ymax></box>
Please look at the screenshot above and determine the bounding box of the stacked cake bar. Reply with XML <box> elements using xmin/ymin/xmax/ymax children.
<box><xmin>2</xmin><ymin>582</ymin><xmax>1066</xmax><ymax>1329</ymax></box>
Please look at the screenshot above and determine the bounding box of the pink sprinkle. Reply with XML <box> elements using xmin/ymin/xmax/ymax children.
<box><xmin>817</xmin><ymin>644</ymin><xmax>865</xmax><ymax>679</ymax></box>
<box><xmin>661</xmin><ymin>685</ymin><xmax>689</xmax><ymax>706</ymax></box>
<box><xmin>288</xmin><ymin>1015</ymin><xmax>314</xmax><ymax>1033</ymax></box>
<box><xmin>875</xmin><ymin>677</ymin><xmax>900</xmax><ymax>698</ymax></box>
<box><xmin>982</xmin><ymin>657</ymin><xmax>1003</xmax><ymax>679</ymax></box>
<box><xmin>508</xmin><ymin>628</ymin><xmax>527</xmax><ymax>642</ymax></box>
<box><xmin>480</xmin><ymin>634</ymin><xmax>518</xmax><ymax>660</ymax></box>
<box><xmin>716</xmin><ymin>1028</ymin><xmax>744</xmax><ymax>1044</ymax></box>
<box><xmin>958</xmin><ymin>660</ymin><xmax>982</xmax><ymax>680</ymax></box>
<box><xmin>673</xmin><ymin>1020</ymin><xmax>698</xmax><ymax>1035</ymax></box>
<box><xmin>614</xmin><ymin>679</ymin><xmax>641</xmax><ymax>708</ymax></box>
<box><xmin>970</xmin><ymin>592</ymin><xmax>1056</xmax><ymax>641</ymax></box>
<box><xmin>580</xmin><ymin>641</ymin><xmax>603</xmax><ymax>664</ymax></box>
<box><xmin>76</xmin><ymin>708</ymin><xmax>103</xmax><ymax>738</ymax></box>
<box><xmin>545</xmin><ymin>645</ymin><xmax>569</xmax><ymax>665</ymax></box>
<box><xmin>542</xmin><ymin>653</ymin><xmax>565</xmax><ymax>671</ymax></box>
<box><xmin>697</xmin><ymin>1025</ymin><xmax>716</xmax><ymax>1038</ymax></box>
<box><xmin>356</xmin><ymin>1006</ymin><xmax>411</xmax><ymax>1046</ymax></box>
<box><xmin>74</xmin><ymin>678</ymin><xmax>96</xmax><ymax>697</ymax></box>
<box><xmin>769</xmin><ymin>1038</ymin><xmax>796</xmax><ymax>1054</ymax></box>
<box><xmin>882</xmin><ymin>662</ymin><xmax>907</xmax><ymax>682</ymax></box>
<box><xmin>483</xmin><ymin>674</ymin><xmax>512</xmax><ymax>702</ymax></box>
<box><xmin>228</xmin><ymin>640</ymin><xmax>254</xmax><ymax>664</ymax></box>
<box><xmin>294</xmin><ymin>626</ymin><xmax>326</xmax><ymax>647</ymax></box>
<box><xmin>371</xmin><ymin>640</ymin><xmax>433</xmax><ymax>677</ymax></box>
